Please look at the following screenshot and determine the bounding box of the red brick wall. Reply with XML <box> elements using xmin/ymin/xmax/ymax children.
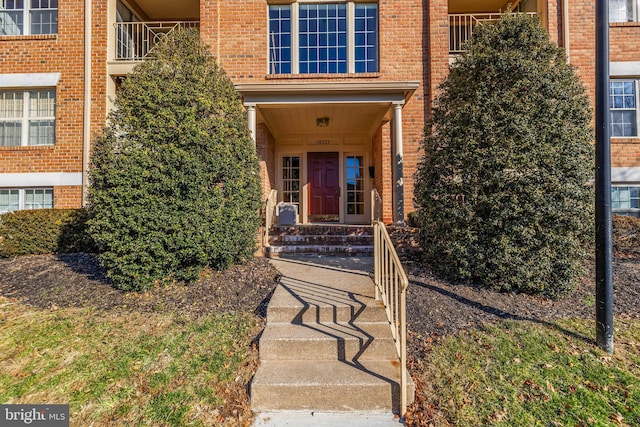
<box><xmin>0</xmin><ymin>0</ymin><xmax>108</xmax><ymax>209</ymax></box>
<box><xmin>256</xmin><ymin>123</ymin><xmax>276</xmax><ymax>199</ymax></box>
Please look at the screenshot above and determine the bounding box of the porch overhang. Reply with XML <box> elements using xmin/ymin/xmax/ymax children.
<box><xmin>235</xmin><ymin>81</ymin><xmax>419</xmax><ymax>106</ymax></box>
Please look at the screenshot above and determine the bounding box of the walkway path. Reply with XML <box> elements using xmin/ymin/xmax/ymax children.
<box><xmin>250</xmin><ymin>256</ymin><xmax>411</xmax><ymax>426</ymax></box>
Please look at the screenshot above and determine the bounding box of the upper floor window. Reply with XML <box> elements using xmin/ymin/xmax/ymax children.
<box><xmin>610</xmin><ymin>0</ymin><xmax>639</xmax><ymax>22</ymax></box>
<box><xmin>0</xmin><ymin>89</ymin><xmax>56</xmax><ymax>147</ymax></box>
<box><xmin>610</xmin><ymin>80</ymin><xmax>638</xmax><ymax>137</ymax></box>
<box><xmin>0</xmin><ymin>0</ymin><xmax>58</xmax><ymax>35</ymax></box>
<box><xmin>268</xmin><ymin>2</ymin><xmax>378</xmax><ymax>75</ymax></box>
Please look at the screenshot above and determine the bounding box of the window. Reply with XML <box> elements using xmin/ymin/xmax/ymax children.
<box><xmin>282</xmin><ymin>156</ymin><xmax>301</xmax><ymax>208</ymax></box>
<box><xmin>612</xmin><ymin>186</ymin><xmax>640</xmax><ymax>217</ymax></box>
<box><xmin>268</xmin><ymin>2</ymin><xmax>378</xmax><ymax>74</ymax></box>
<box><xmin>0</xmin><ymin>0</ymin><xmax>58</xmax><ymax>35</ymax></box>
<box><xmin>610</xmin><ymin>80</ymin><xmax>639</xmax><ymax>137</ymax></box>
<box><xmin>0</xmin><ymin>89</ymin><xmax>55</xmax><ymax>146</ymax></box>
<box><xmin>610</xmin><ymin>0</ymin><xmax>639</xmax><ymax>22</ymax></box>
<box><xmin>0</xmin><ymin>188</ymin><xmax>53</xmax><ymax>213</ymax></box>
<box><xmin>346</xmin><ymin>155</ymin><xmax>364</xmax><ymax>215</ymax></box>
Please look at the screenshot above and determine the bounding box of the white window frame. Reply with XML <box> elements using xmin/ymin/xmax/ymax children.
<box><xmin>0</xmin><ymin>0</ymin><xmax>58</xmax><ymax>36</ymax></box>
<box><xmin>611</xmin><ymin>185</ymin><xmax>640</xmax><ymax>216</ymax></box>
<box><xmin>610</xmin><ymin>79</ymin><xmax>640</xmax><ymax>138</ymax></box>
<box><xmin>267</xmin><ymin>1</ymin><xmax>379</xmax><ymax>75</ymax></box>
<box><xmin>0</xmin><ymin>88</ymin><xmax>56</xmax><ymax>147</ymax></box>
<box><xmin>609</xmin><ymin>0</ymin><xmax>640</xmax><ymax>22</ymax></box>
<box><xmin>0</xmin><ymin>187</ymin><xmax>53</xmax><ymax>213</ymax></box>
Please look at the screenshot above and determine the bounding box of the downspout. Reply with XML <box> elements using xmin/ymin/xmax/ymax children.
<box><xmin>563</xmin><ymin>0</ymin><xmax>571</xmax><ymax>63</ymax></box>
<box><xmin>82</xmin><ymin>0</ymin><xmax>92</xmax><ymax>206</ymax></box>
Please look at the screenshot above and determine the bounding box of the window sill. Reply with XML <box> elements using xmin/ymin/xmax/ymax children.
<box><xmin>0</xmin><ymin>34</ymin><xmax>57</xmax><ymax>41</ymax></box>
<box><xmin>610</xmin><ymin>22</ymin><xmax>640</xmax><ymax>27</ymax></box>
<box><xmin>611</xmin><ymin>137</ymin><xmax>640</xmax><ymax>144</ymax></box>
<box><xmin>266</xmin><ymin>72</ymin><xmax>381</xmax><ymax>80</ymax></box>
<box><xmin>0</xmin><ymin>145</ymin><xmax>55</xmax><ymax>151</ymax></box>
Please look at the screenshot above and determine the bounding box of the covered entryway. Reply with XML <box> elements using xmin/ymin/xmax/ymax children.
<box><xmin>236</xmin><ymin>82</ymin><xmax>418</xmax><ymax>225</ymax></box>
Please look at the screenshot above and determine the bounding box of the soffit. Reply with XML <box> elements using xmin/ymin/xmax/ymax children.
<box><xmin>449</xmin><ymin>0</ymin><xmax>511</xmax><ymax>13</ymax></box>
<box><xmin>134</xmin><ymin>0</ymin><xmax>199</xmax><ymax>20</ymax></box>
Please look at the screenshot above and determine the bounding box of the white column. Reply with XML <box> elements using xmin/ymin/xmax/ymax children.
<box><xmin>246</xmin><ymin>105</ymin><xmax>257</xmax><ymax>146</ymax></box>
<box><xmin>392</xmin><ymin>103</ymin><xmax>405</xmax><ymax>225</ymax></box>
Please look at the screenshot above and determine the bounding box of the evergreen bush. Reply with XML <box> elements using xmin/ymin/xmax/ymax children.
<box><xmin>0</xmin><ymin>209</ymin><xmax>94</xmax><ymax>257</ymax></box>
<box><xmin>414</xmin><ymin>14</ymin><xmax>593</xmax><ymax>298</ymax></box>
<box><xmin>88</xmin><ymin>29</ymin><xmax>261</xmax><ymax>291</ymax></box>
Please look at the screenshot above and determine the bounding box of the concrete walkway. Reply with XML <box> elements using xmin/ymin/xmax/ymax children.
<box><xmin>251</xmin><ymin>256</ymin><xmax>408</xmax><ymax>427</ymax></box>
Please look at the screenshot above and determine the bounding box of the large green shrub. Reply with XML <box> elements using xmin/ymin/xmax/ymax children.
<box><xmin>0</xmin><ymin>209</ymin><xmax>94</xmax><ymax>257</ymax></box>
<box><xmin>88</xmin><ymin>29</ymin><xmax>261</xmax><ymax>291</ymax></box>
<box><xmin>414</xmin><ymin>14</ymin><xmax>593</xmax><ymax>298</ymax></box>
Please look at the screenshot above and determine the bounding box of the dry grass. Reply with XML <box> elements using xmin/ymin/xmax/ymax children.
<box><xmin>0</xmin><ymin>296</ymin><xmax>261</xmax><ymax>426</ymax></box>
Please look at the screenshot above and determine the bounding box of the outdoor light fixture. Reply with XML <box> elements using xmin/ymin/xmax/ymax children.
<box><xmin>316</xmin><ymin>117</ymin><xmax>330</xmax><ymax>127</ymax></box>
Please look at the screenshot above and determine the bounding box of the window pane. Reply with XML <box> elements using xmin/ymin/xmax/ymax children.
<box><xmin>0</xmin><ymin>189</ymin><xmax>19</xmax><ymax>213</ymax></box>
<box><xmin>354</xmin><ymin>4</ymin><xmax>378</xmax><ymax>72</ymax></box>
<box><xmin>269</xmin><ymin>5</ymin><xmax>292</xmax><ymax>74</ymax></box>
<box><xmin>0</xmin><ymin>121</ymin><xmax>22</xmax><ymax>146</ymax></box>
<box><xmin>610</xmin><ymin>81</ymin><xmax>638</xmax><ymax>137</ymax></box>
<box><xmin>0</xmin><ymin>91</ymin><xmax>23</xmax><ymax>118</ymax></box>
<box><xmin>30</xmin><ymin>9</ymin><xmax>57</xmax><ymax>34</ymax></box>
<box><xmin>609</xmin><ymin>0</ymin><xmax>635</xmax><ymax>22</ymax></box>
<box><xmin>28</xmin><ymin>120</ymin><xmax>54</xmax><ymax>145</ymax></box>
<box><xmin>0</xmin><ymin>10</ymin><xmax>23</xmax><ymax>35</ymax></box>
<box><xmin>29</xmin><ymin>90</ymin><xmax>55</xmax><ymax>117</ymax></box>
<box><xmin>299</xmin><ymin>4</ymin><xmax>347</xmax><ymax>75</ymax></box>
<box><xmin>23</xmin><ymin>188</ymin><xmax>53</xmax><ymax>209</ymax></box>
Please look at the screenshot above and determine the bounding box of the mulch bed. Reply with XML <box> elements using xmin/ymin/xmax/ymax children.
<box><xmin>0</xmin><ymin>253</ymin><xmax>280</xmax><ymax>319</ymax></box>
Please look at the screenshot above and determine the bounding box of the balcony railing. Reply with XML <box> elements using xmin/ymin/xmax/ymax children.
<box><xmin>114</xmin><ymin>21</ymin><xmax>200</xmax><ymax>61</ymax></box>
<box><xmin>449</xmin><ymin>12</ymin><xmax>537</xmax><ymax>54</ymax></box>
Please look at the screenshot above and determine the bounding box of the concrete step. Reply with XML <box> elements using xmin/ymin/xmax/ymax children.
<box><xmin>259</xmin><ymin>322</ymin><xmax>398</xmax><ymax>361</ymax></box>
<box><xmin>271</xmin><ymin>234</ymin><xmax>374</xmax><ymax>245</ymax></box>
<box><xmin>270</xmin><ymin>225</ymin><xmax>373</xmax><ymax>237</ymax></box>
<box><xmin>266</xmin><ymin>280</ymin><xmax>387</xmax><ymax>324</ymax></box>
<box><xmin>266</xmin><ymin>244</ymin><xmax>374</xmax><ymax>258</ymax></box>
<box><xmin>250</xmin><ymin>360</ymin><xmax>414</xmax><ymax>412</ymax></box>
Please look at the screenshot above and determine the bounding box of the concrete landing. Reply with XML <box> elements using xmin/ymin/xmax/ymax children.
<box><xmin>253</xmin><ymin>410</ymin><xmax>403</xmax><ymax>426</ymax></box>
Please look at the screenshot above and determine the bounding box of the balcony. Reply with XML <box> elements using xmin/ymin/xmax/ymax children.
<box><xmin>114</xmin><ymin>21</ymin><xmax>200</xmax><ymax>61</ymax></box>
<box><xmin>449</xmin><ymin>12</ymin><xmax>537</xmax><ymax>54</ymax></box>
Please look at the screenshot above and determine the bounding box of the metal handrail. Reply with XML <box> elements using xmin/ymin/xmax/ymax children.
<box><xmin>373</xmin><ymin>220</ymin><xmax>409</xmax><ymax>417</ymax></box>
<box><xmin>114</xmin><ymin>21</ymin><xmax>200</xmax><ymax>61</ymax></box>
<box><xmin>449</xmin><ymin>12</ymin><xmax>537</xmax><ymax>53</ymax></box>
<box><xmin>263</xmin><ymin>189</ymin><xmax>278</xmax><ymax>247</ymax></box>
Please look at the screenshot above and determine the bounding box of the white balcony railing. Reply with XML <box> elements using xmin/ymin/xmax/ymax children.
<box><xmin>114</xmin><ymin>21</ymin><xmax>200</xmax><ymax>61</ymax></box>
<box><xmin>449</xmin><ymin>12</ymin><xmax>537</xmax><ymax>54</ymax></box>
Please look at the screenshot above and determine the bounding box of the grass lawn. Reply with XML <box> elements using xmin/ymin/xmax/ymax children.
<box><xmin>410</xmin><ymin>318</ymin><xmax>640</xmax><ymax>426</ymax></box>
<box><xmin>0</xmin><ymin>296</ymin><xmax>260</xmax><ymax>426</ymax></box>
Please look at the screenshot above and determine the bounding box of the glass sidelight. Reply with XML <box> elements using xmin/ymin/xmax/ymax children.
<box><xmin>282</xmin><ymin>155</ymin><xmax>301</xmax><ymax>208</ymax></box>
<box><xmin>346</xmin><ymin>155</ymin><xmax>364</xmax><ymax>215</ymax></box>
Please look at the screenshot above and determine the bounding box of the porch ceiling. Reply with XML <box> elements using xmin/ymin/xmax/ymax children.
<box><xmin>257</xmin><ymin>103</ymin><xmax>391</xmax><ymax>137</ymax></box>
<box><xmin>134</xmin><ymin>0</ymin><xmax>199</xmax><ymax>20</ymax></box>
<box><xmin>449</xmin><ymin>0</ymin><xmax>511</xmax><ymax>13</ymax></box>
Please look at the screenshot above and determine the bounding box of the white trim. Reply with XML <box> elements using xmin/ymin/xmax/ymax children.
<box><xmin>610</xmin><ymin>62</ymin><xmax>640</xmax><ymax>77</ymax></box>
<box><xmin>612</xmin><ymin>167</ymin><xmax>640</xmax><ymax>182</ymax></box>
<box><xmin>0</xmin><ymin>73</ymin><xmax>61</xmax><ymax>88</ymax></box>
<box><xmin>0</xmin><ymin>173</ymin><xmax>83</xmax><ymax>187</ymax></box>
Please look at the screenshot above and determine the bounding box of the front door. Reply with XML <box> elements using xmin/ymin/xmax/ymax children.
<box><xmin>308</xmin><ymin>152</ymin><xmax>340</xmax><ymax>222</ymax></box>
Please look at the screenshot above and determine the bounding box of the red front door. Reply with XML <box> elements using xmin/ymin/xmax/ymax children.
<box><xmin>308</xmin><ymin>152</ymin><xmax>340</xmax><ymax>222</ymax></box>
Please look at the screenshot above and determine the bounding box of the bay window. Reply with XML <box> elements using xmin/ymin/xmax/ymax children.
<box><xmin>268</xmin><ymin>1</ymin><xmax>378</xmax><ymax>75</ymax></box>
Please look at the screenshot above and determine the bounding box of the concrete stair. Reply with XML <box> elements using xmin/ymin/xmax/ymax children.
<box><xmin>265</xmin><ymin>225</ymin><xmax>374</xmax><ymax>258</ymax></box>
<box><xmin>251</xmin><ymin>258</ymin><xmax>414</xmax><ymax>414</ymax></box>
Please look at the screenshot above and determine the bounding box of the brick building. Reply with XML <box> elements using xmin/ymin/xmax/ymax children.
<box><xmin>1</xmin><ymin>0</ymin><xmax>639</xmax><ymax>221</ymax></box>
